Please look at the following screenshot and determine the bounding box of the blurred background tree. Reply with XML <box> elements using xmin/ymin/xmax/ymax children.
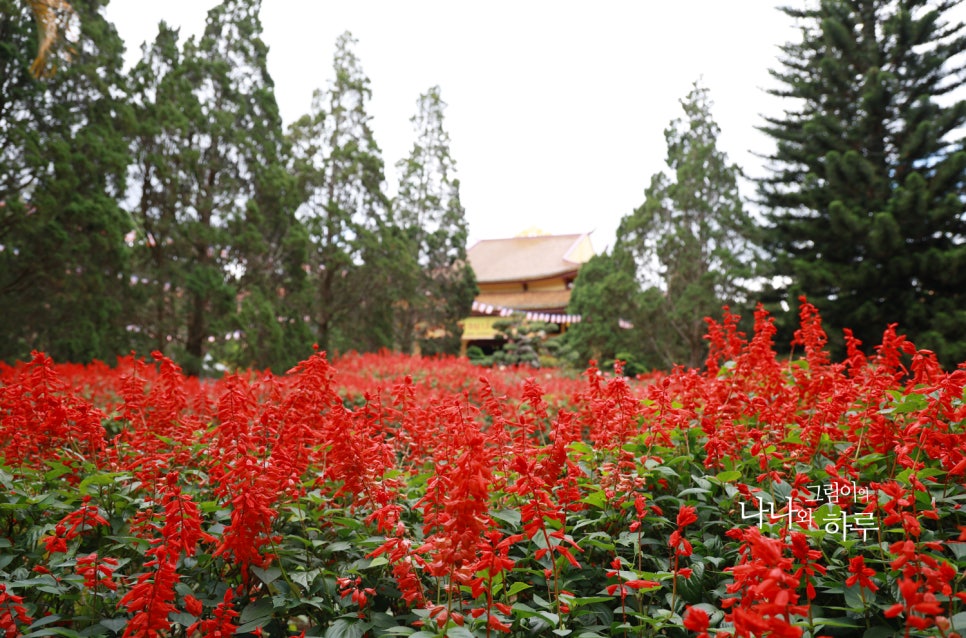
<box><xmin>614</xmin><ymin>82</ymin><xmax>756</xmax><ymax>369</ymax></box>
<box><xmin>288</xmin><ymin>32</ymin><xmax>408</xmax><ymax>355</ymax></box>
<box><xmin>0</xmin><ymin>0</ymin><xmax>133</xmax><ymax>364</ymax></box>
<box><xmin>563</xmin><ymin>247</ymin><xmax>643</xmax><ymax>367</ymax></box>
<box><xmin>394</xmin><ymin>86</ymin><xmax>476</xmax><ymax>356</ymax></box>
<box><xmin>759</xmin><ymin>0</ymin><xmax>966</xmax><ymax>366</ymax></box>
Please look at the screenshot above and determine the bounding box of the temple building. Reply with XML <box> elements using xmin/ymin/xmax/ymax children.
<box><xmin>461</xmin><ymin>229</ymin><xmax>595</xmax><ymax>354</ymax></box>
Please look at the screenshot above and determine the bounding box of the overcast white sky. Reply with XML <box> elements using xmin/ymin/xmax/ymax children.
<box><xmin>103</xmin><ymin>1</ymin><xmax>801</xmax><ymax>251</ymax></box>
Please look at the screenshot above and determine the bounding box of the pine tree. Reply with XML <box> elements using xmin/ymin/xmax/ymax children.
<box><xmin>394</xmin><ymin>86</ymin><xmax>476</xmax><ymax>355</ymax></box>
<box><xmin>128</xmin><ymin>0</ymin><xmax>308</xmax><ymax>373</ymax></box>
<box><xmin>564</xmin><ymin>247</ymin><xmax>643</xmax><ymax>368</ymax></box>
<box><xmin>289</xmin><ymin>31</ymin><xmax>399</xmax><ymax>354</ymax></box>
<box><xmin>127</xmin><ymin>22</ymin><xmax>199</xmax><ymax>360</ymax></box>
<box><xmin>759</xmin><ymin>0</ymin><xmax>966</xmax><ymax>365</ymax></box>
<box><xmin>202</xmin><ymin>0</ymin><xmax>312</xmax><ymax>372</ymax></box>
<box><xmin>1</xmin><ymin>0</ymin><xmax>45</xmax><ymax>207</ymax></box>
<box><xmin>0</xmin><ymin>0</ymin><xmax>133</xmax><ymax>363</ymax></box>
<box><xmin>617</xmin><ymin>82</ymin><xmax>755</xmax><ymax>369</ymax></box>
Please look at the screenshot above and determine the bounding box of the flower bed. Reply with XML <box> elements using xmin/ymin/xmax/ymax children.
<box><xmin>1</xmin><ymin>300</ymin><xmax>964</xmax><ymax>638</ymax></box>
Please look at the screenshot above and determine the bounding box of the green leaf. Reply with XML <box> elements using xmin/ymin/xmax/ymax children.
<box><xmin>538</xmin><ymin>612</ymin><xmax>560</xmax><ymax>626</ymax></box>
<box><xmin>862</xmin><ymin>626</ymin><xmax>897</xmax><ymax>638</ymax></box>
<box><xmin>78</xmin><ymin>471</ymin><xmax>127</xmax><ymax>492</ymax></box>
<box><xmin>506</xmin><ymin>581</ymin><xmax>532</xmax><ymax>597</ymax></box>
<box><xmin>239</xmin><ymin>596</ymin><xmax>274</xmax><ymax>625</ymax></box>
<box><xmin>948</xmin><ymin>542</ymin><xmax>966</xmax><ymax>560</ymax></box>
<box><xmin>893</xmin><ymin>392</ymin><xmax>927</xmax><ymax>413</ymax></box>
<box><xmin>100</xmin><ymin>618</ymin><xmax>127</xmax><ymax>634</ymax></box>
<box><xmin>565</xmin><ymin>596</ymin><xmax>613</xmax><ymax>607</ymax></box>
<box><xmin>168</xmin><ymin>612</ymin><xmax>198</xmax><ymax>627</ymax></box>
<box><xmin>715</xmin><ymin>470</ymin><xmax>741</xmax><ymax>483</ymax></box>
<box><xmin>324</xmin><ymin>619</ymin><xmax>370</xmax><ymax>638</ymax></box>
<box><xmin>331</xmin><ymin>517</ymin><xmax>365</xmax><ymax>530</ymax></box>
<box><xmin>491</xmin><ymin>509</ymin><xmax>522</xmax><ymax>528</ymax></box>
<box><xmin>812</xmin><ymin>617</ymin><xmax>861</xmax><ymax>628</ymax></box>
<box><xmin>569</xmin><ymin>441</ymin><xmax>593</xmax><ymax>455</ymax></box>
<box><xmin>251</xmin><ymin>565</ymin><xmax>282</xmax><ymax>585</ymax></box>
<box><xmin>289</xmin><ymin>568</ymin><xmax>323</xmax><ymax>589</ymax></box>
<box><xmin>43</xmin><ymin>463</ymin><xmax>73</xmax><ymax>482</ymax></box>
<box><xmin>581</xmin><ymin>491</ymin><xmax>608</xmax><ymax>509</ymax></box>
<box><xmin>677</xmin><ymin>487</ymin><xmax>711</xmax><ymax>497</ymax></box>
<box><xmin>21</xmin><ymin>629</ymin><xmax>83</xmax><ymax>638</ymax></box>
<box><xmin>27</xmin><ymin>617</ymin><xmax>64</xmax><ymax>630</ymax></box>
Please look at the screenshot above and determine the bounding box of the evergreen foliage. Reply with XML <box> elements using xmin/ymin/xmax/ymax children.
<box><xmin>288</xmin><ymin>32</ymin><xmax>406</xmax><ymax>355</ymax></box>
<box><xmin>126</xmin><ymin>0</ymin><xmax>311</xmax><ymax>374</ymax></box>
<box><xmin>201</xmin><ymin>0</ymin><xmax>313</xmax><ymax>372</ymax></box>
<box><xmin>490</xmin><ymin>317</ymin><xmax>559</xmax><ymax>368</ymax></box>
<box><xmin>127</xmin><ymin>21</ymin><xmax>203</xmax><ymax>363</ymax></box>
<box><xmin>759</xmin><ymin>0</ymin><xmax>966</xmax><ymax>366</ymax></box>
<box><xmin>394</xmin><ymin>86</ymin><xmax>477</xmax><ymax>356</ymax></box>
<box><xmin>0</xmin><ymin>0</ymin><xmax>133</xmax><ymax>363</ymax></box>
<box><xmin>564</xmin><ymin>248</ymin><xmax>642</xmax><ymax>367</ymax></box>
<box><xmin>617</xmin><ymin>82</ymin><xmax>756</xmax><ymax>369</ymax></box>
<box><xmin>13</xmin><ymin>1</ymin><xmax>965</xmax><ymax>373</ymax></box>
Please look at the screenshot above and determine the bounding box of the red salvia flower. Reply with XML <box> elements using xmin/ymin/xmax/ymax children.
<box><xmin>0</xmin><ymin>584</ymin><xmax>32</xmax><ymax>638</ymax></box>
<box><xmin>76</xmin><ymin>552</ymin><xmax>119</xmax><ymax>591</ymax></box>
<box><xmin>160</xmin><ymin>471</ymin><xmax>215</xmax><ymax>557</ymax></box>
<box><xmin>683</xmin><ymin>606</ymin><xmax>710</xmax><ymax>638</ymax></box>
<box><xmin>845</xmin><ymin>556</ymin><xmax>878</xmax><ymax>592</ymax></box>
<box><xmin>61</xmin><ymin>495</ymin><xmax>110</xmax><ymax>539</ymax></box>
<box><xmin>119</xmin><ymin>545</ymin><xmax>179</xmax><ymax>638</ymax></box>
<box><xmin>671</xmin><ymin>504</ymin><xmax>698</xmax><ymax>557</ymax></box>
<box><xmin>184</xmin><ymin>594</ymin><xmax>203</xmax><ymax>617</ymax></box>
<box><xmin>789</xmin><ymin>532</ymin><xmax>826</xmax><ymax>601</ymax></box>
<box><xmin>486</xmin><ymin>614</ymin><xmax>512</xmax><ymax>633</ymax></box>
<box><xmin>41</xmin><ymin>524</ymin><xmax>69</xmax><ymax>554</ymax></box>
<box><xmin>186</xmin><ymin>588</ymin><xmax>238</xmax><ymax>637</ymax></box>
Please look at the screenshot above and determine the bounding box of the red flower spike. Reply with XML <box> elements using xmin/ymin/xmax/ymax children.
<box><xmin>76</xmin><ymin>553</ymin><xmax>119</xmax><ymax>592</ymax></box>
<box><xmin>0</xmin><ymin>585</ymin><xmax>32</xmax><ymax>638</ymax></box>
<box><xmin>487</xmin><ymin>614</ymin><xmax>511</xmax><ymax>633</ymax></box>
<box><xmin>186</xmin><ymin>588</ymin><xmax>238</xmax><ymax>637</ymax></box>
<box><xmin>119</xmin><ymin>545</ymin><xmax>179</xmax><ymax>638</ymax></box>
<box><xmin>677</xmin><ymin>505</ymin><xmax>698</xmax><ymax>528</ymax></box>
<box><xmin>683</xmin><ymin>606</ymin><xmax>710</xmax><ymax>637</ymax></box>
<box><xmin>184</xmin><ymin>594</ymin><xmax>203</xmax><ymax>617</ymax></box>
<box><xmin>845</xmin><ymin>556</ymin><xmax>878</xmax><ymax>592</ymax></box>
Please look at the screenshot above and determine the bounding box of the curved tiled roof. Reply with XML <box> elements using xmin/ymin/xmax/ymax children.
<box><xmin>467</xmin><ymin>233</ymin><xmax>593</xmax><ymax>283</ymax></box>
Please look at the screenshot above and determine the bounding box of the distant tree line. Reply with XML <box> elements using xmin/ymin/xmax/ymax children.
<box><xmin>0</xmin><ymin>0</ymin><xmax>475</xmax><ymax>374</ymax></box>
<box><xmin>3</xmin><ymin>0</ymin><xmax>964</xmax><ymax>374</ymax></box>
<box><xmin>565</xmin><ymin>0</ymin><xmax>966</xmax><ymax>371</ymax></box>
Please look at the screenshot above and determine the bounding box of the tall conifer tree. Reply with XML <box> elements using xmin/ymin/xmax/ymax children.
<box><xmin>759</xmin><ymin>0</ymin><xmax>966</xmax><ymax>365</ymax></box>
<box><xmin>128</xmin><ymin>0</ymin><xmax>307</xmax><ymax>373</ymax></box>
<box><xmin>200</xmin><ymin>0</ymin><xmax>312</xmax><ymax>372</ymax></box>
<box><xmin>618</xmin><ymin>82</ymin><xmax>755</xmax><ymax>369</ymax></box>
<box><xmin>0</xmin><ymin>0</ymin><xmax>133</xmax><ymax>363</ymax></box>
<box><xmin>394</xmin><ymin>86</ymin><xmax>476</xmax><ymax>355</ymax></box>
<box><xmin>289</xmin><ymin>32</ymin><xmax>400</xmax><ymax>354</ymax></box>
<box><xmin>127</xmin><ymin>22</ymin><xmax>198</xmax><ymax>360</ymax></box>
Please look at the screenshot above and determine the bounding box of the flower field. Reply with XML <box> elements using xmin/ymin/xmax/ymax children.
<box><xmin>1</xmin><ymin>301</ymin><xmax>965</xmax><ymax>638</ymax></box>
